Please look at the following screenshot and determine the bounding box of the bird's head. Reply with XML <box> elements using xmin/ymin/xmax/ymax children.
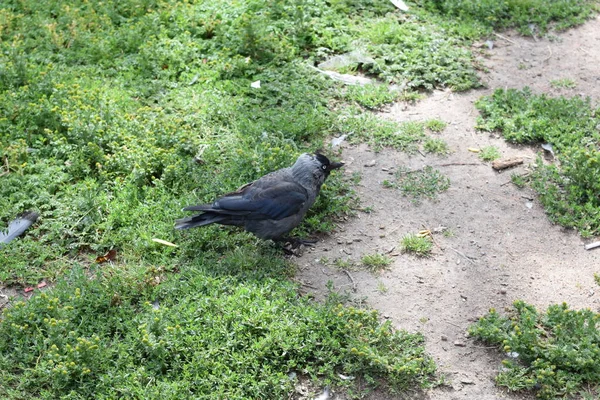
<box><xmin>292</xmin><ymin>153</ymin><xmax>344</xmax><ymax>187</ymax></box>
<box><xmin>313</xmin><ymin>153</ymin><xmax>344</xmax><ymax>176</ymax></box>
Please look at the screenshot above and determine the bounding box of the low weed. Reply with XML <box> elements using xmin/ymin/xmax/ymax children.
<box><xmin>425</xmin><ymin>119</ymin><xmax>448</xmax><ymax>133</ymax></box>
<box><xmin>343</xmin><ymin>84</ymin><xmax>401</xmax><ymax>109</ymax></box>
<box><xmin>422</xmin><ymin>0</ymin><xmax>599</xmax><ymax>36</ymax></box>
<box><xmin>479</xmin><ymin>146</ymin><xmax>501</xmax><ymax>162</ymax></box>
<box><xmin>400</xmin><ymin>234</ymin><xmax>433</xmax><ymax>257</ymax></box>
<box><xmin>423</xmin><ymin>138</ymin><xmax>450</xmax><ymax>155</ymax></box>
<box><xmin>0</xmin><ymin>268</ymin><xmax>437</xmax><ymax>398</ymax></box>
<box><xmin>385</xmin><ymin>166</ymin><xmax>450</xmax><ymax>202</ymax></box>
<box><xmin>550</xmin><ymin>78</ymin><xmax>577</xmax><ymax>89</ymax></box>
<box><xmin>343</xmin><ymin>111</ymin><xmax>426</xmax><ymax>152</ymax></box>
<box><xmin>469</xmin><ymin>300</ymin><xmax>600</xmax><ymax>399</ymax></box>
<box><xmin>510</xmin><ymin>173</ymin><xmax>528</xmax><ymax>188</ymax></box>
<box><xmin>476</xmin><ymin>88</ymin><xmax>600</xmax><ymax>236</ymax></box>
<box><xmin>360</xmin><ymin>253</ymin><xmax>392</xmax><ymax>272</ymax></box>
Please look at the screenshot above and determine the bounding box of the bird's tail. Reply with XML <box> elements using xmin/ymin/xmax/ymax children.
<box><xmin>0</xmin><ymin>211</ymin><xmax>40</xmax><ymax>247</ymax></box>
<box><xmin>175</xmin><ymin>213</ymin><xmax>228</xmax><ymax>230</ymax></box>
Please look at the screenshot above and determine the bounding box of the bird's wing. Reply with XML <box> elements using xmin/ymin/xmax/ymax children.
<box><xmin>214</xmin><ymin>181</ymin><xmax>307</xmax><ymax>220</ymax></box>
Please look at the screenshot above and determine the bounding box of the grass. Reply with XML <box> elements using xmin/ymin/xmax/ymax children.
<box><xmin>360</xmin><ymin>253</ymin><xmax>393</xmax><ymax>272</ymax></box>
<box><xmin>423</xmin><ymin>138</ymin><xmax>450</xmax><ymax>155</ymax></box>
<box><xmin>469</xmin><ymin>300</ymin><xmax>600</xmax><ymax>399</ymax></box>
<box><xmin>345</xmin><ymin>114</ymin><xmax>426</xmax><ymax>153</ymax></box>
<box><xmin>510</xmin><ymin>173</ymin><xmax>529</xmax><ymax>189</ymax></box>
<box><xmin>342</xmin><ymin>84</ymin><xmax>401</xmax><ymax>110</ymax></box>
<box><xmin>384</xmin><ymin>166</ymin><xmax>450</xmax><ymax>202</ymax></box>
<box><xmin>475</xmin><ymin>88</ymin><xmax>600</xmax><ymax>236</ymax></box>
<box><xmin>478</xmin><ymin>146</ymin><xmax>502</xmax><ymax>162</ymax></box>
<box><xmin>421</xmin><ymin>0</ymin><xmax>599</xmax><ymax>36</ymax></box>
<box><xmin>400</xmin><ymin>234</ymin><xmax>433</xmax><ymax>257</ymax></box>
<box><xmin>425</xmin><ymin>119</ymin><xmax>448</xmax><ymax>133</ymax></box>
<box><xmin>1</xmin><ymin>0</ymin><xmax>599</xmax><ymax>397</ymax></box>
<box><xmin>0</xmin><ymin>266</ymin><xmax>437</xmax><ymax>399</ymax></box>
<box><xmin>550</xmin><ymin>78</ymin><xmax>577</xmax><ymax>89</ymax></box>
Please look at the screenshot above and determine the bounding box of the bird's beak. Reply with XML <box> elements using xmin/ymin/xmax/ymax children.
<box><xmin>327</xmin><ymin>161</ymin><xmax>344</xmax><ymax>171</ymax></box>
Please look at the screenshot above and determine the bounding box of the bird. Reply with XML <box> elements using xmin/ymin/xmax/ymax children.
<box><xmin>0</xmin><ymin>211</ymin><xmax>39</xmax><ymax>248</ymax></box>
<box><xmin>175</xmin><ymin>153</ymin><xmax>343</xmax><ymax>247</ymax></box>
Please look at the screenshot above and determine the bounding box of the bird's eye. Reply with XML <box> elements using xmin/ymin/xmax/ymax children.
<box><xmin>322</xmin><ymin>165</ymin><xmax>327</xmax><ymax>170</ymax></box>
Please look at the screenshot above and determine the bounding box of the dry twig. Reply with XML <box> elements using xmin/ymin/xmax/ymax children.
<box><xmin>342</xmin><ymin>269</ymin><xmax>357</xmax><ymax>292</ymax></box>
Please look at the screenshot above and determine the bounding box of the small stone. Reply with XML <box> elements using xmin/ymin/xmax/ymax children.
<box><xmin>460</xmin><ymin>378</ymin><xmax>474</xmax><ymax>385</ymax></box>
<box><xmin>441</xmin><ymin>335</ymin><xmax>448</xmax><ymax>341</ymax></box>
<box><xmin>454</xmin><ymin>341</ymin><xmax>466</xmax><ymax>347</ymax></box>
<box><xmin>364</xmin><ymin>160</ymin><xmax>376</xmax><ymax>167</ymax></box>
<box><xmin>500</xmin><ymin>289</ymin><xmax>507</xmax><ymax>295</ymax></box>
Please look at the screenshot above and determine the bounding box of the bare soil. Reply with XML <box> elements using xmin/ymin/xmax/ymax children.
<box><xmin>296</xmin><ymin>16</ymin><xmax>600</xmax><ymax>400</ymax></box>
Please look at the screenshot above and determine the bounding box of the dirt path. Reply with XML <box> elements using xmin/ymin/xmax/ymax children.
<box><xmin>296</xmin><ymin>16</ymin><xmax>600</xmax><ymax>400</ymax></box>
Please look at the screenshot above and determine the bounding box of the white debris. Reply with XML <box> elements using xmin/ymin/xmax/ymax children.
<box><xmin>390</xmin><ymin>0</ymin><xmax>409</xmax><ymax>11</ymax></box>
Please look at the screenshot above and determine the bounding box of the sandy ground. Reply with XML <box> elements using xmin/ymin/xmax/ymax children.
<box><xmin>295</xmin><ymin>16</ymin><xmax>600</xmax><ymax>400</ymax></box>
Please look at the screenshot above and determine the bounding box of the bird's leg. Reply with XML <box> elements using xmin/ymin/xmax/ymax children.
<box><xmin>273</xmin><ymin>237</ymin><xmax>318</xmax><ymax>256</ymax></box>
<box><xmin>278</xmin><ymin>237</ymin><xmax>318</xmax><ymax>249</ymax></box>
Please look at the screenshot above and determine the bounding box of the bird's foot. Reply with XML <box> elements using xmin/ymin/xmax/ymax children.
<box><xmin>285</xmin><ymin>237</ymin><xmax>318</xmax><ymax>248</ymax></box>
<box><xmin>275</xmin><ymin>237</ymin><xmax>318</xmax><ymax>256</ymax></box>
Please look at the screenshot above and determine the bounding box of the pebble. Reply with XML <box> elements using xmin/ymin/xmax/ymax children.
<box><xmin>441</xmin><ymin>335</ymin><xmax>448</xmax><ymax>341</ymax></box>
<box><xmin>454</xmin><ymin>341</ymin><xmax>466</xmax><ymax>347</ymax></box>
<box><xmin>364</xmin><ymin>160</ymin><xmax>376</xmax><ymax>167</ymax></box>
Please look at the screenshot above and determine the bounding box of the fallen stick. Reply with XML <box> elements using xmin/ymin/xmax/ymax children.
<box><xmin>584</xmin><ymin>241</ymin><xmax>600</xmax><ymax>251</ymax></box>
<box><xmin>494</xmin><ymin>33</ymin><xmax>518</xmax><ymax>46</ymax></box>
<box><xmin>342</xmin><ymin>269</ymin><xmax>357</xmax><ymax>292</ymax></box>
<box><xmin>542</xmin><ymin>45</ymin><xmax>553</xmax><ymax>62</ymax></box>
<box><xmin>492</xmin><ymin>157</ymin><xmax>523</xmax><ymax>171</ymax></box>
<box><xmin>437</xmin><ymin>162</ymin><xmax>483</xmax><ymax>167</ymax></box>
<box><xmin>449</xmin><ymin>247</ymin><xmax>476</xmax><ymax>264</ymax></box>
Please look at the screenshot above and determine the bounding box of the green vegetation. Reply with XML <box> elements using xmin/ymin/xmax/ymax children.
<box><xmin>550</xmin><ymin>78</ymin><xmax>577</xmax><ymax>89</ymax></box>
<box><xmin>476</xmin><ymin>88</ymin><xmax>600</xmax><ymax>236</ymax></box>
<box><xmin>2</xmin><ymin>0</ymin><xmax>599</xmax><ymax>397</ymax></box>
<box><xmin>421</xmin><ymin>0</ymin><xmax>599</xmax><ymax>36</ymax></box>
<box><xmin>384</xmin><ymin>166</ymin><xmax>450</xmax><ymax>202</ymax></box>
<box><xmin>469</xmin><ymin>300</ymin><xmax>600</xmax><ymax>399</ymax></box>
<box><xmin>510</xmin><ymin>173</ymin><xmax>529</xmax><ymax>189</ymax></box>
<box><xmin>424</xmin><ymin>119</ymin><xmax>448</xmax><ymax>133</ymax></box>
<box><xmin>347</xmin><ymin>115</ymin><xmax>426</xmax><ymax>153</ymax></box>
<box><xmin>478</xmin><ymin>145</ymin><xmax>502</xmax><ymax>162</ymax></box>
<box><xmin>400</xmin><ymin>234</ymin><xmax>433</xmax><ymax>257</ymax></box>
<box><xmin>343</xmin><ymin>85</ymin><xmax>401</xmax><ymax>110</ymax></box>
<box><xmin>423</xmin><ymin>138</ymin><xmax>450</xmax><ymax>155</ymax></box>
<box><xmin>0</xmin><ymin>267</ymin><xmax>436</xmax><ymax>399</ymax></box>
<box><xmin>360</xmin><ymin>253</ymin><xmax>393</xmax><ymax>272</ymax></box>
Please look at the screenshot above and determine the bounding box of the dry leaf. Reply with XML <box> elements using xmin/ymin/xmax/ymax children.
<box><xmin>96</xmin><ymin>249</ymin><xmax>117</xmax><ymax>264</ymax></box>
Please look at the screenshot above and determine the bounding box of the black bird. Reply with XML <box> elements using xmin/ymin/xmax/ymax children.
<box><xmin>0</xmin><ymin>211</ymin><xmax>39</xmax><ymax>248</ymax></box>
<box><xmin>175</xmin><ymin>153</ymin><xmax>343</xmax><ymax>246</ymax></box>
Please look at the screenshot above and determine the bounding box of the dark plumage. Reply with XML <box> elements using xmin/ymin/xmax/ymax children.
<box><xmin>175</xmin><ymin>153</ymin><xmax>343</xmax><ymax>242</ymax></box>
<box><xmin>0</xmin><ymin>211</ymin><xmax>39</xmax><ymax>248</ymax></box>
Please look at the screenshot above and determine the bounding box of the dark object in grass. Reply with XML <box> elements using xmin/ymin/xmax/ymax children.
<box><xmin>0</xmin><ymin>211</ymin><xmax>39</xmax><ymax>247</ymax></box>
<box><xmin>96</xmin><ymin>249</ymin><xmax>117</xmax><ymax>264</ymax></box>
<box><xmin>176</xmin><ymin>153</ymin><xmax>343</xmax><ymax>246</ymax></box>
